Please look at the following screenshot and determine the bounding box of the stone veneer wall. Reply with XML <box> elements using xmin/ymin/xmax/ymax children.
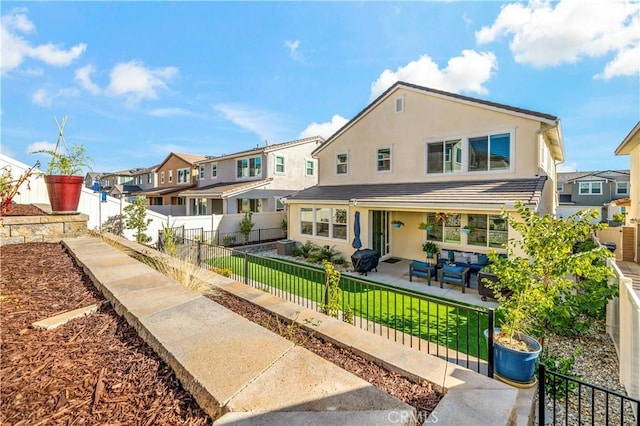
<box><xmin>0</xmin><ymin>214</ymin><xmax>89</xmax><ymax>246</ymax></box>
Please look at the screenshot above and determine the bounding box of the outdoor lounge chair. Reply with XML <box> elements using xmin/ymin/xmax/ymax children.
<box><xmin>409</xmin><ymin>260</ymin><xmax>436</xmax><ymax>285</ymax></box>
<box><xmin>439</xmin><ymin>264</ymin><xmax>470</xmax><ymax>293</ymax></box>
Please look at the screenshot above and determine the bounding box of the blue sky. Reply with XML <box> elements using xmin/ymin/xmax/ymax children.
<box><xmin>2</xmin><ymin>1</ymin><xmax>639</xmax><ymax>174</ymax></box>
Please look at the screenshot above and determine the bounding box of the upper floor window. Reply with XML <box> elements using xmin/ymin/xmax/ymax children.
<box><xmin>305</xmin><ymin>160</ymin><xmax>315</xmax><ymax>177</ymax></box>
<box><xmin>147</xmin><ymin>173</ymin><xmax>152</xmax><ymax>184</ymax></box>
<box><xmin>237</xmin><ymin>156</ymin><xmax>262</xmax><ymax>178</ymax></box>
<box><xmin>275</xmin><ymin>156</ymin><xmax>285</xmax><ymax>174</ymax></box>
<box><xmin>160</xmin><ymin>171</ymin><xmax>165</xmax><ymax>184</ymax></box>
<box><xmin>211</xmin><ymin>162</ymin><xmax>218</xmax><ymax>178</ymax></box>
<box><xmin>177</xmin><ymin>168</ymin><xmax>190</xmax><ymax>184</ymax></box>
<box><xmin>168</xmin><ymin>170</ymin><xmax>173</xmax><ymax>183</ymax></box>
<box><xmin>579</xmin><ymin>181</ymin><xmax>602</xmax><ymax>195</ymax></box>
<box><xmin>616</xmin><ymin>182</ymin><xmax>629</xmax><ymax>195</ymax></box>
<box><xmin>199</xmin><ymin>166</ymin><xmax>205</xmax><ymax>180</ymax></box>
<box><xmin>275</xmin><ymin>197</ymin><xmax>285</xmax><ymax>211</ymax></box>
<box><xmin>469</xmin><ymin>133</ymin><xmax>510</xmax><ymax>172</ymax></box>
<box><xmin>557</xmin><ymin>183</ymin><xmax>564</xmax><ymax>192</ymax></box>
<box><xmin>394</xmin><ymin>95</ymin><xmax>405</xmax><ymax>113</ymax></box>
<box><xmin>336</xmin><ymin>153</ymin><xmax>348</xmax><ymax>175</ymax></box>
<box><xmin>427</xmin><ymin>139</ymin><xmax>462</xmax><ymax>174</ymax></box>
<box><xmin>376</xmin><ymin>147</ymin><xmax>392</xmax><ymax>172</ymax></box>
<box><xmin>425</xmin><ymin>132</ymin><xmax>511</xmax><ymax>174</ymax></box>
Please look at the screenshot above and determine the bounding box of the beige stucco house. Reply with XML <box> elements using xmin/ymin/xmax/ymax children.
<box><xmin>180</xmin><ymin>136</ymin><xmax>323</xmax><ymax>215</ymax></box>
<box><xmin>285</xmin><ymin>81</ymin><xmax>564</xmax><ymax>261</ymax></box>
<box><xmin>614</xmin><ymin>121</ymin><xmax>640</xmax><ymax>263</ymax></box>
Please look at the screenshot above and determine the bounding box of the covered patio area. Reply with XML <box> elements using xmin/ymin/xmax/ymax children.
<box><xmin>341</xmin><ymin>256</ymin><xmax>499</xmax><ymax>309</ymax></box>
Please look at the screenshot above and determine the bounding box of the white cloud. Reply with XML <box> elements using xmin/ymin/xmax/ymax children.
<box><xmin>214</xmin><ymin>103</ymin><xmax>289</xmax><ymax>142</ymax></box>
<box><xmin>31</xmin><ymin>87</ymin><xmax>79</xmax><ymax>107</ymax></box>
<box><xmin>476</xmin><ymin>0</ymin><xmax>640</xmax><ymax>78</ymax></box>
<box><xmin>1</xmin><ymin>8</ymin><xmax>86</xmax><ymax>74</ymax></box>
<box><xmin>106</xmin><ymin>60</ymin><xmax>178</xmax><ymax>103</ymax></box>
<box><xmin>149</xmin><ymin>107</ymin><xmax>193</xmax><ymax>117</ymax></box>
<box><xmin>557</xmin><ymin>162</ymin><xmax>577</xmax><ymax>173</ymax></box>
<box><xmin>369</xmin><ymin>50</ymin><xmax>498</xmax><ymax>101</ymax></box>
<box><xmin>75</xmin><ymin>64</ymin><xmax>101</xmax><ymax>95</ymax></box>
<box><xmin>32</xmin><ymin>88</ymin><xmax>50</xmax><ymax>107</ymax></box>
<box><xmin>284</xmin><ymin>40</ymin><xmax>303</xmax><ymax>61</ymax></box>
<box><xmin>300</xmin><ymin>115</ymin><xmax>348</xmax><ymax>140</ymax></box>
<box><xmin>27</xmin><ymin>140</ymin><xmax>56</xmax><ymax>154</ymax></box>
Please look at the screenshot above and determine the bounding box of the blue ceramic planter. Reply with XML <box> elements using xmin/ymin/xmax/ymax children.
<box><xmin>485</xmin><ymin>328</ymin><xmax>541</xmax><ymax>383</ymax></box>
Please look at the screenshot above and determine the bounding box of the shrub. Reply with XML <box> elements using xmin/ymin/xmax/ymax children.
<box><xmin>102</xmin><ymin>214</ymin><xmax>124</xmax><ymax>236</ymax></box>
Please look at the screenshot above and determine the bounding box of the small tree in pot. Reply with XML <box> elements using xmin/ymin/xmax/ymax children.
<box><xmin>33</xmin><ymin>116</ymin><xmax>93</xmax><ymax>213</ymax></box>
<box><xmin>483</xmin><ymin>201</ymin><xmax>615</xmax><ymax>384</ymax></box>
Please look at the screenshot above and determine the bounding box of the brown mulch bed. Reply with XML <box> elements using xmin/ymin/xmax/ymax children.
<box><xmin>208</xmin><ymin>291</ymin><xmax>442</xmax><ymax>419</ymax></box>
<box><xmin>2</xmin><ymin>204</ymin><xmax>46</xmax><ymax>216</ymax></box>
<box><xmin>1</xmin><ymin>239</ymin><xmax>441</xmax><ymax>424</ymax></box>
<box><xmin>0</xmin><ymin>243</ymin><xmax>211</xmax><ymax>425</ymax></box>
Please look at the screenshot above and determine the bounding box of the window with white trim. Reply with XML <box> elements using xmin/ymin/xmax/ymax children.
<box><xmin>160</xmin><ymin>171</ymin><xmax>165</xmax><ymax>184</ymax></box>
<box><xmin>211</xmin><ymin>162</ymin><xmax>217</xmax><ymax>178</ymax></box>
<box><xmin>427</xmin><ymin>139</ymin><xmax>463</xmax><ymax>174</ymax></box>
<box><xmin>299</xmin><ymin>207</ymin><xmax>347</xmax><ymax>240</ymax></box>
<box><xmin>147</xmin><ymin>173</ymin><xmax>152</xmax><ymax>184</ymax></box>
<box><xmin>237</xmin><ymin>198</ymin><xmax>263</xmax><ymax>213</ymax></box>
<box><xmin>199</xmin><ymin>166</ymin><xmax>205</xmax><ymax>180</ymax></box>
<box><xmin>336</xmin><ymin>153</ymin><xmax>348</xmax><ymax>175</ymax></box>
<box><xmin>579</xmin><ymin>181</ymin><xmax>602</xmax><ymax>195</ymax></box>
<box><xmin>376</xmin><ymin>147</ymin><xmax>392</xmax><ymax>172</ymax></box>
<box><xmin>275</xmin><ymin>197</ymin><xmax>285</xmax><ymax>211</ymax></box>
<box><xmin>425</xmin><ymin>131</ymin><xmax>512</xmax><ymax>174</ymax></box>
<box><xmin>177</xmin><ymin>168</ymin><xmax>190</xmax><ymax>184</ymax></box>
<box><xmin>557</xmin><ymin>183</ymin><xmax>564</xmax><ymax>192</ymax></box>
<box><xmin>237</xmin><ymin>156</ymin><xmax>262</xmax><ymax>178</ymax></box>
<box><xmin>616</xmin><ymin>182</ymin><xmax>629</xmax><ymax>195</ymax></box>
<box><xmin>168</xmin><ymin>170</ymin><xmax>173</xmax><ymax>183</ymax></box>
<box><xmin>468</xmin><ymin>133</ymin><xmax>510</xmax><ymax>172</ymax></box>
<box><xmin>275</xmin><ymin>156</ymin><xmax>285</xmax><ymax>174</ymax></box>
<box><xmin>305</xmin><ymin>160</ymin><xmax>314</xmax><ymax>177</ymax></box>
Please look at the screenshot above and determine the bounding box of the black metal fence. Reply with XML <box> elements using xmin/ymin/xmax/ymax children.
<box><xmin>162</xmin><ymin>225</ymin><xmax>285</xmax><ymax>247</ymax></box>
<box><xmin>159</xmin><ymin>234</ymin><xmax>495</xmax><ymax>376</ymax></box>
<box><xmin>538</xmin><ymin>363</ymin><xmax>639</xmax><ymax>425</ymax></box>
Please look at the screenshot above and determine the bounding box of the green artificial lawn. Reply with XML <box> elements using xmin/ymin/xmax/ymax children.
<box><xmin>205</xmin><ymin>253</ymin><xmax>490</xmax><ymax>360</ymax></box>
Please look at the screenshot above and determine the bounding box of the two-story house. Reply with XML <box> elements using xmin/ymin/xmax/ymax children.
<box><xmin>135</xmin><ymin>152</ymin><xmax>206</xmax><ymax>215</ymax></box>
<box><xmin>180</xmin><ymin>137</ymin><xmax>323</xmax><ymax>215</ymax></box>
<box><xmin>557</xmin><ymin>170</ymin><xmax>631</xmax><ymax>224</ymax></box>
<box><xmin>285</xmin><ymin>81</ymin><xmax>564</xmax><ymax>261</ymax></box>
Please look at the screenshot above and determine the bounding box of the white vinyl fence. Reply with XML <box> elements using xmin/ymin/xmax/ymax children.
<box><xmin>1</xmin><ymin>154</ymin><xmax>285</xmax><ymax>245</ymax></box>
<box><xmin>606</xmin><ymin>258</ymin><xmax>640</xmax><ymax>419</ymax></box>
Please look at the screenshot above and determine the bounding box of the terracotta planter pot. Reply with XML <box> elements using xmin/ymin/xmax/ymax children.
<box><xmin>44</xmin><ymin>175</ymin><xmax>83</xmax><ymax>214</ymax></box>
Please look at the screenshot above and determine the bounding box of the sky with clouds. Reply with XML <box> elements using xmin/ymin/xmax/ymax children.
<box><xmin>1</xmin><ymin>1</ymin><xmax>638</xmax><ymax>173</ymax></box>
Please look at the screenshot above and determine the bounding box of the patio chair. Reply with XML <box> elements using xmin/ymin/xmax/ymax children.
<box><xmin>439</xmin><ymin>264</ymin><xmax>470</xmax><ymax>293</ymax></box>
<box><xmin>409</xmin><ymin>260</ymin><xmax>436</xmax><ymax>285</ymax></box>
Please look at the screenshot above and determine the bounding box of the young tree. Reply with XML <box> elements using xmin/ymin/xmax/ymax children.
<box><xmin>485</xmin><ymin>201</ymin><xmax>616</xmax><ymax>348</ymax></box>
<box><xmin>123</xmin><ymin>198</ymin><xmax>152</xmax><ymax>244</ymax></box>
<box><xmin>239</xmin><ymin>210</ymin><xmax>254</xmax><ymax>244</ymax></box>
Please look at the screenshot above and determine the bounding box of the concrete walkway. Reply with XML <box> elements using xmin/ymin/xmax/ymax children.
<box><xmin>64</xmin><ymin>236</ymin><xmax>523</xmax><ymax>425</ymax></box>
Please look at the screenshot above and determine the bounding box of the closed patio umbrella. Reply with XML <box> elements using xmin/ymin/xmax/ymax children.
<box><xmin>352</xmin><ymin>211</ymin><xmax>362</xmax><ymax>249</ymax></box>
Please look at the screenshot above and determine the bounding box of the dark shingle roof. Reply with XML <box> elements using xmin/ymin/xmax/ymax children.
<box><xmin>287</xmin><ymin>177</ymin><xmax>547</xmax><ymax>207</ymax></box>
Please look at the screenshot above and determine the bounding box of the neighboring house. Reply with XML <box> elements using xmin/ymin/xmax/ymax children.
<box><xmin>100</xmin><ymin>169</ymin><xmax>135</xmax><ymax>192</ymax></box>
<box><xmin>84</xmin><ymin>172</ymin><xmax>108</xmax><ymax>190</ymax></box>
<box><xmin>135</xmin><ymin>152</ymin><xmax>206</xmax><ymax>215</ymax></box>
<box><xmin>557</xmin><ymin>170</ymin><xmax>631</xmax><ymax>224</ymax></box>
<box><xmin>180</xmin><ymin>136</ymin><xmax>323</xmax><ymax>215</ymax></box>
<box><xmin>614</xmin><ymin>121</ymin><xmax>640</xmax><ymax>263</ymax></box>
<box><xmin>285</xmin><ymin>81</ymin><xmax>564</xmax><ymax>261</ymax></box>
